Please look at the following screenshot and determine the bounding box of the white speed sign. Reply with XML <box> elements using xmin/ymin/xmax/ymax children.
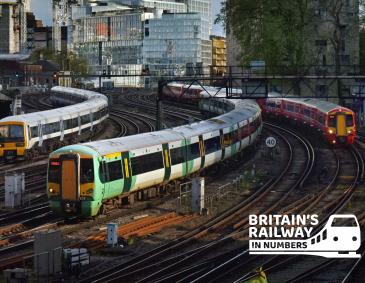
<box><xmin>265</xmin><ymin>137</ymin><xmax>277</xmax><ymax>148</ymax></box>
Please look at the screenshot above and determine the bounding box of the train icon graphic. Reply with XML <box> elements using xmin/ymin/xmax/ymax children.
<box><xmin>249</xmin><ymin>214</ymin><xmax>361</xmax><ymax>258</ymax></box>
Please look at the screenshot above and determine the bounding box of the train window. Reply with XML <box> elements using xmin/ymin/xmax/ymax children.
<box><xmin>131</xmin><ymin>151</ymin><xmax>164</xmax><ymax>175</ymax></box>
<box><xmin>30</xmin><ymin>126</ymin><xmax>38</xmax><ymax>138</ymax></box>
<box><xmin>170</xmin><ymin>146</ymin><xmax>186</xmax><ymax>165</ymax></box>
<box><xmin>48</xmin><ymin>159</ymin><xmax>60</xmax><ymax>183</ymax></box>
<box><xmin>311</xmin><ymin>238</ymin><xmax>315</xmax><ymax>244</ymax></box>
<box><xmin>318</xmin><ymin>115</ymin><xmax>324</xmax><ymax>125</ymax></box>
<box><xmin>72</xmin><ymin>118</ymin><xmax>78</xmax><ymax>128</ymax></box>
<box><xmin>331</xmin><ymin>217</ymin><xmax>357</xmax><ymax>227</ymax></box>
<box><xmin>322</xmin><ymin>229</ymin><xmax>327</xmax><ymax>240</ymax></box>
<box><xmin>64</xmin><ymin>119</ymin><xmax>72</xmax><ymax>130</ymax></box>
<box><xmin>303</xmin><ymin>109</ymin><xmax>310</xmax><ymax>117</ymax></box>
<box><xmin>346</xmin><ymin>115</ymin><xmax>354</xmax><ymax>126</ymax></box>
<box><xmin>316</xmin><ymin>235</ymin><xmax>321</xmax><ymax>243</ymax></box>
<box><xmin>328</xmin><ymin>116</ymin><xmax>336</xmax><ymax>127</ymax></box>
<box><xmin>205</xmin><ymin>136</ymin><xmax>221</xmax><ymax>155</ymax></box>
<box><xmin>0</xmin><ymin>125</ymin><xmax>24</xmax><ymax>142</ymax></box>
<box><xmin>188</xmin><ymin>143</ymin><xmax>200</xmax><ymax>160</ymax></box>
<box><xmin>107</xmin><ymin>160</ymin><xmax>122</xmax><ymax>182</ymax></box>
<box><xmin>80</xmin><ymin>159</ymin><xmax>94</xmax><ymax>184</ymax></box>
<box><xmin>287</xmin><ymin>104</ymin><xmax>294</xmax><ymax>112</ymax></box>
<box><xmin>295</xmin><ymin>106</ymin><xmax>300</xmax><ymax>113</ymax></box>
<box><xmin>81</xmin><ymin>114</ymin><xmax>90</xmax><ymax>124</ymax></box>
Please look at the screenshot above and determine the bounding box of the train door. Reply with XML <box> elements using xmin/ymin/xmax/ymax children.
<box><xmin>336</xmin><ymin>113</ymin><xmax>346</xmax><ymax>136</ymax></box>
<box><xmin>198</xmin><ymin>135</ymin><xmax>205</xmax><ymax>169</ymax></box>
<box><xmin>121</xmin><ymin>152</ymin><xmax>132</xmax><ymax>193</ymax></box>
<box><xmin>219</xmin><ymin>129</ymin><xmax>225</xmax><ymax>160</ymax></box>
<box><xmin>60</xmin><ymin>154</ymin><xmax>79</xmax><ymax>201</ymax></box>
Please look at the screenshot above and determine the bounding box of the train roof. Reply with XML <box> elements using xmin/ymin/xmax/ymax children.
<box><xmin>0</xmin><ymin>86</ymin><xmax>108</xmax><ymax>126</ymax></box>
<box><xmin>67</xmin><ymin>100</ymin><xmax>261</xmax><ymax>156</ymax></box>
<box><xmin>267</xmin><ymin>92</ymin><xmax>352</xmax><ymax>114</ymax></box>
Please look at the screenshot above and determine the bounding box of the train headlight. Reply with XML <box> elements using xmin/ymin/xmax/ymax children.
<box><xmin>353</xmin><ymin>236</ymin><xmax>357</xmax><ymax>241</ymax></box>
<box><xmin>86</xmin><ymin>188</ymin><xmax>93</xmax><ymax>194</ymax></box>
<box><xmin>348</xmin><ymin>130</ymin><xmax>352</xmax><ymax>134</ymax></box>
<box><xmin>328</xmin><ymin>129</ymin><xmax>333</xmax><ymax>134</ymax></box>
<box><xmin>49</xmin><ymin>188</ymin><xmax>54</xmax><ymax>193</ymax></box>
<box><xmin>333</xmin><ymin>236</ymin><xmax>338</xmax><ymax>241</ymax></box>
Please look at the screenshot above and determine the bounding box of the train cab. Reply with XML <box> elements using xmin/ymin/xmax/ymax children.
<box><xmin>0</xmin><ymin>121</ymin><xmax>27</xmax><ymax>160</ymax></box>
<box><xmin>326</xmin><ymin>109</ymin><xmax>355</xmax><ymax>144</ymax></box>
<box><xmin>48</xmin><ymin>152</ymin><xmax>97</xmax><ymax>217</ymax></box>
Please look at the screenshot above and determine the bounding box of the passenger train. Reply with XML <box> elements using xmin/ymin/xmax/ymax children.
<box><xmin>259</xmin><ymin>94</ymin><xmax>356</xmax><ymax>145</ymax></box>
<box><xmin>162</xmin><ymin>83</ymin><xmax>356</xmax><ymax>145</ymax></box>
<box><xmin>0</xmin><ymin>87</ymin><xmax>109</xmax><ymax>161</ymax></box>
<box><xmin>47</xmin><ymin>84</ymin><xmax>262</xmax><ymax>217</ymax></box>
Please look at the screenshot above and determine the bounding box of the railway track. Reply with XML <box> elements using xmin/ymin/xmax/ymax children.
<box><xmin>213</xmin><ymin>135</ymin><xmax>364</xmax><ymax>283</ymax></box>
<box><xmin>76</xmin><ymin>122</ymin><xmax>315</xmax><ymax>282</ymax></box>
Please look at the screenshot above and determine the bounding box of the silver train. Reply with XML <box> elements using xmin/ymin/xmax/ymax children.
<box><xmin>0</xmin><ymin>86</ymin><xmax>109</xmax><ymax>160</ymax></box>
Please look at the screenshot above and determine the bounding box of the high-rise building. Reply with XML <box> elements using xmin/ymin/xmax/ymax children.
<box><xmin>68</xmin><ymin>0</ymin><xmax>213</xmax><ymax>87</ymax></box>
<box><xmin>210</xmin><ymin>35</ymin><xmax>226</xmax><ymax>76</ymax></box>
<box><xmin>0</xmin><ymin>0</ymin><xmax>28</xmax><ymax>54</ymax></box>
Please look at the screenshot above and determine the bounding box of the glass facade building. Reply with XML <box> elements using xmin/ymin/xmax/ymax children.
<box><xmin>70</xmin><ymin>0</ymin><xmax>212</xmax><ymax>87</ymax></box>
<box><xmin>143</xmin><ymin>13</ymin><xmax>204</xmax><ymax>76</ymax></box>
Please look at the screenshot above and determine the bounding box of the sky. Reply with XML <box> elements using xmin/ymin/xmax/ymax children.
<box><xmin>29</xmin><ymin>0</ymin><xmax>225</xmax><ymax>36</ymax></box>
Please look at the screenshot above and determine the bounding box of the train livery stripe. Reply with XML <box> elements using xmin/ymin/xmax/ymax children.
<box><xmin>162</xmin><ymin>144</ymin><xmax>171</xmax><ymax>182</ymax></box>
<box><xmin>122</xmin><ymin>152</ymin><xmax>132</xmax><ymax>192</ymax></box>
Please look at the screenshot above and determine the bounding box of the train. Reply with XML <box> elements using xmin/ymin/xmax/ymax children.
<box><xmin>161</xmin><ymin>84</ymin><xmax>356</xmax><ymax>145</ymax></box>
<box><xmin>47</xmin><ymin>85</ymin><xmax>262</xmax><ymax>217</ymax></box>
<box><xmin>259</xmin><ymin>94</ymin><xmax>356</xmax><ymax>144</ymax></box>
<box><xmin>0</xmin><ymin>86</ymin><xmax>109</xmax><ymax>161</ymax></box>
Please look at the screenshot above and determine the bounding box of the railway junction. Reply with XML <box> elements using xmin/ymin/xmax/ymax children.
<box><xmin>0</xmin><ymin>78</ymin><xmax>364</xmax><ymax>283</ymax></box>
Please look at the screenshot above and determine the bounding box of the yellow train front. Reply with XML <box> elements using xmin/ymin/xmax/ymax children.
<box><xmin>325</xmin><ymin>108</ymin><xmax>356</xmax><ymax>145</ymax></box>
<box><xmin>0</xmin><ymin>121</ymin><xmax>27</xmax><ymax>160</ymax></box>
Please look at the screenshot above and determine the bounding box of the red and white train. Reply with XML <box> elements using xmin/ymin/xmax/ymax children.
<box><xmin>162</xmin><ymin>83</ymin><xmax>356</xmax><ymax>145</ymax></box>
<box><xmin>259</xmin><ymin>94</ymin><xmax>356</xmax><ymax>145</ymax></box>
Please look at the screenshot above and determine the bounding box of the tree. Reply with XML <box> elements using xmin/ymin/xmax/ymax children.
<box><xmin>217</xmin><ymin>0</ymin><xmax>315</xmax><ymax>71</ymax></box>
<box><xmin>30</xmin><ymin>48</ymin><xmax>89</xmax><ymax>75</ymax></box>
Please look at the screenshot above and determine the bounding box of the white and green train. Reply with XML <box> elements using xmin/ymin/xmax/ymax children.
<box><xmin>47</xmin><ymin>85</ymin><xmax>262</xmax><ymax>217</ymax></box>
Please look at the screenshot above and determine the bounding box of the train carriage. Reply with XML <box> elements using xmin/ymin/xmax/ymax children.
<box><xmin>261</xmin><ymin>94</ymin><xmax>356</xmax><ymax>145</ymax></box>
<box><xmin>0</xmin><ymin>87</ymin><xmax>109</xmax><ymax>161</ymax></box>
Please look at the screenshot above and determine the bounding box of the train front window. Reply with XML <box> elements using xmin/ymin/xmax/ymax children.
<box><xmin>346</xmin><ymin>115</ymin><xmax>354</xmax><ymax>126</ymax></box>
<box><xmin>48</xmin><ymin>159</ymin><xmax>60</xmax><ymax>183</ymax></box>
<box><xmin>80</xmin><ymin>159</ymin><xmax>94</xmax><ymax>184</ymax></box>
<box><xmin>331</xmin><ymin>217</ymin><xmax>357</xmax><ymax>227</ymax></box>
<box><xmin>328</xmin><ymin>116</ymin><xmax>336</xmax><ymax>127</ymax></box>
<box><xmin>0</xmin><ymin>125</ymin><xmax>24</xmax><ymax>142</ymax></box>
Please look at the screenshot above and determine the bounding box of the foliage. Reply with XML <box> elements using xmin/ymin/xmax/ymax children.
<box><xmin>219</xmin><ymin>0</ymin><xmax>362</xmax><ymax>72</ymax></box>
<box><xmin>217</xmin><ymin>0</ymin><xmax>315</xmax><ymax>69</ymax></box>
<box><xmin>30</xmin><ymin>48</ymin><xmax>89</xmax><ymax>75</ymax></box>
